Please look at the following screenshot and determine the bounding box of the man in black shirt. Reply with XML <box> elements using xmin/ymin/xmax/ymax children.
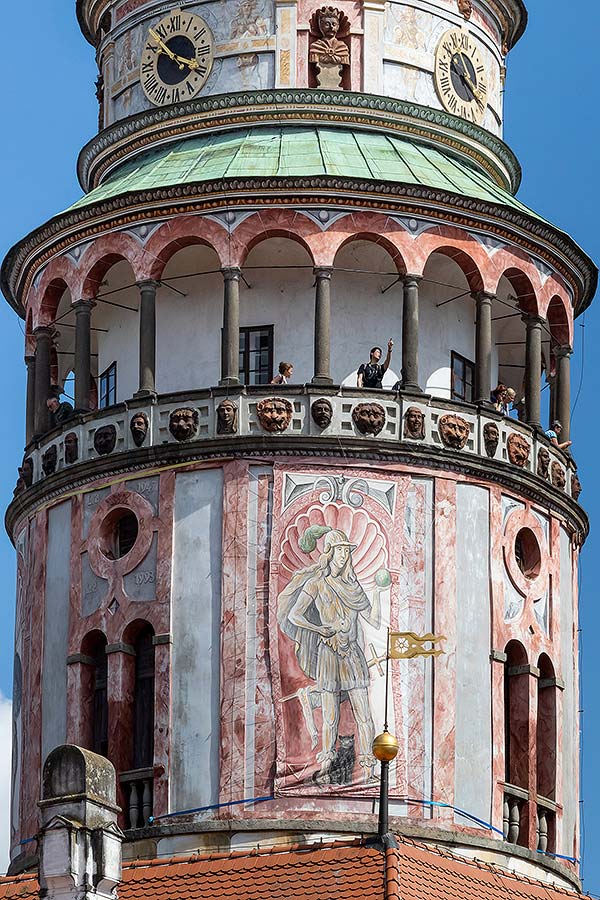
<box><xmin>357</xmin><ymin>339</ymin><xmax>394</xmax><ymax>388</ymax></box>
<box><xmin>47</xmin><ymin>396</ymin><xmax>75</xmax><ymax>428</ymax></box>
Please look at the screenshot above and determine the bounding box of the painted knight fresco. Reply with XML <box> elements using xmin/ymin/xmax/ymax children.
<box><xmin>270</xmin><ymin>468</ymin><xmax>433</xmax><ymax>801</ymax></box>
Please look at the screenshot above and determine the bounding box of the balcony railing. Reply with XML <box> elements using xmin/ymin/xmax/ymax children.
<box><xmin>503</xmin><ymin>784</ymin><xmax>527</xmax><ymax>845</ymax></box>
<box><xmin>18</xmin><ymin>387</ymin><xmax>579</xmax><ymax>501</ymax></box>
<box><xmin>119</xmin><ymin>767</ymin><xmax>153</xmax><ymax>830</ymax></box>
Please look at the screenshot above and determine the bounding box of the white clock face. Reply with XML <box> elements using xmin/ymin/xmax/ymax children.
<box><xmin>434</xmin><ymin>28</ymin><xmax>488</xmax><ymax>125</ymax></box>
<box><xmin>140</xmin><ymin>10</ymin><xmax>214</xmax><ymax>107</ymax></box>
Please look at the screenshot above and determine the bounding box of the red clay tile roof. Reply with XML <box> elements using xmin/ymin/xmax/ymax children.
<box><xmin>0</xmin><ymin>836</ymin><xmax>588</xmax><ymax>900</ymax></box>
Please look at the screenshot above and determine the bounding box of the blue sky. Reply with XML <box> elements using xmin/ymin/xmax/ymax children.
<box><xmin>0</xmin><ymin>0</ymin><xmax>599</xmax><ymax>889</ymax></box>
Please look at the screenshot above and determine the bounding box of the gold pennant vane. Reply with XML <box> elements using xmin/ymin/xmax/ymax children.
<box><xmin>389</xmin><ymin>631</ymin><xmax>446</xmax><ymax>659</ymax></box>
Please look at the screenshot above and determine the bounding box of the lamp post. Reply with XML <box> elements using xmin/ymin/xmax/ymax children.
<box><xmin>373</xmin><ymin>730</ymin><xmax>399</xmax><ymax>839</ymax></box>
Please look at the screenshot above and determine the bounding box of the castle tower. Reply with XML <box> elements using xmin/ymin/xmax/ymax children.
<box><xmin>3</xmin><ymin>0</ymin><xmax>595</xmax><ymax>892</ymax></box>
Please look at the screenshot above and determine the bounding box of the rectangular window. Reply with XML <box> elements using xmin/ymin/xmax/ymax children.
<box><xmin>451</xmin><ymin>351</ymin><xmax>475</xmax><ymax>403</ymax></box>
<box><xmin>99</xmin><ymin>361</ymin><xmax>117</xmax><ymax>408</ymax></box>
<box><xmin>239</xmin><ymin>326</ymin><xmax>274</xmax><ymax>385</ymax></box>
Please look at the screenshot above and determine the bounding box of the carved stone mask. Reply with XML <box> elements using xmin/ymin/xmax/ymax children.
<box><xmin>572</xmin><ymin>473</ymin><xmax>582</xmax><ymax>501</ymax></box>
<box><xmin>311</xmin><ymin>398</ymin><xmax>333</xmax><ymax>429</ymax></box>
<box><xmin>439</xmin><ymin>414</ymin><xmax>470</xmax><ymax>450</ymax></box>
<box><xmin>483</xmin><ymin>422</ymin><xmax>499</xmax><ymax>458</ymax></box>
<box><xmin>169</xmin><ymin>407</ymin><xmax>199</xmax><ymax>442</ymax></box>
<box><xmin>352</xmin><ymin>402</ymin><xmax>386</xmax><ymax>436</ymax></box>
<box><xmin>256</xmin><ymin>397</ymin><xmax>293</xmax><ymax>433</ymax></box>
<box><xmin>403</xmin><ymin>406</ymin><xmax>425</xmax><ymax>440</ymax></box>
<box><xmin>130</xmin><ymin>413</ymin><xmax>149</xmax><ymax>447</ymax></box>
<box><xmin>318</xmin><ymin>7</ymin><xmax>340</xmax><ymax>37</ymax></box>
<box><xmin>458</xmin><ymin>0</ymin><xmax>472</xmax><ymax>18</ymax></box>
<box><xmin>20</xmin><ymin>457</ymin><xmax>33</xmax><ymax>488</ymax></box>
<box><xmin>551</xmin><ymin>461</ymin><xmax>566</xmax><ymax>490</ymax></box>
<box><xmin>94</xmin><ymin>425</ymin><xmax>117</xmax><ymax>456</ymax></box>
<box><xmin>42</xmin><ymin>445</ymin><xmax>58</xmax><ymax>476</ymax></box>
<box><xmin>537</xmin><ymin>447</ymin><xmax>550</xmax><ymax>480</ymax></box>
<box><xmin>64</xmin><ymin>432</ymin><xmax>79</xmax><ymax>464</ymax></box>
<box><xmin>506</xmin><ymin>432</ymin><xmax>530</xmax><ymax>468</ymax></box>
<box><xmin>217</xmin><ymin>400</ymin><xmax>238</xmax><ymax>435</ymax></box>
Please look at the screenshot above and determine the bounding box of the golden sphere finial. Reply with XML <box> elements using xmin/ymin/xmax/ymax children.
<box><xmin>372</xmin><ymin>730</ymin><xmax>399</xmax><ymax>762</ymax></box>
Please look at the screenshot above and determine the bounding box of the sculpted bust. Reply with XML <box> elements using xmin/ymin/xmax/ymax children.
<box><xmin>311</xmin><ymin>398</ymin><xmax>333</xmax><ymax>430</ymax></box>
<box><xmin>483</xmin><ymin>422</ymin><xmax>499</xmax><ymax>458</ymax></box>
<box><xmin>130</xmin><ymin>412</ymin><xmax>149</xmax><ymax>447</ymax></box>
<box><xmin>537</xmin><ymin>447</ymin><xmax>550</xmax><ymax>480</ymax></box>
<box><xmin>42</xmin><ymin>445</ymin><xmax>58</xmax><ymax>476</ymax></box>
<box><xmin>309</xmin><ymin>6</ymin><xmax>350</xmax><ymax>88</ymax></box>
<box><xmin>438</xmin><ymin>414</ymin><xmax>470</xmax><ymax>450</ymax></box>
<box><xmin>403</xmin><ymin>406</ymin><xmax>425</xmax><ymax>441</ymax></box>
<box><xmin>169</xmin><ymin>407</ymin><xmax>199</xmax><ymax>442</ymax></box>
<box><xmin>64</xmin><ymin>432</ymin><xmax>79</xmax><ymax>464</ymax></box>
<box><xmin>506</xmin><ymin>432</ymin><xmax>530</xmax><ymax>468</ymax></box>
<box><xmin>572</xmin><ymin>473</ymin><xmax>582</xmax><ymax>501</ymax></box>
<box><xmin>551</xmin><ymin>461</ymin><xmax>566</xmax><ymax>490</ymax></box>
<box><xmin>352</xmin><ymin>402</ymin><xmax>386</xmax><ymax>436</ymax></box>
<box><xmin>256</xmin><ymin>397</ymin><xmax>293</xmax><ymax>433</ymax></box>
<box><xmin>217</xmin><ymin>399</ymin><xmax>238</xmax><ymax>435</ymax></box>
<box><xmin>94</xmin><ymin>424</ymin><xmax>117</xmax><ymax>456</ymax></box>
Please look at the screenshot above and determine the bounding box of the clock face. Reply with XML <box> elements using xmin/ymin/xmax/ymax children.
<box><xmin>140</xmin><ymin>9</ymin><xmax>214</xmax><ymax>106</ymax></box>
<box><xmin>434</xmin><ymin>28</ymin><xmax>488</xmax><ymax>125</ymax></box>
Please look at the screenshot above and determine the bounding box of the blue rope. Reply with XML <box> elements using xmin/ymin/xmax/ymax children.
<box><xmin>148</xmin><ymin>794</ymin><xmax>274</xmax><ymax>823</ymax></box>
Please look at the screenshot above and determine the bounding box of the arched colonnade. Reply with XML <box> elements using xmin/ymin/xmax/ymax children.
<box><xmin>26</xmin><ymin>210</ymin><xmax>574</xmax><ymax>442</ymax></box>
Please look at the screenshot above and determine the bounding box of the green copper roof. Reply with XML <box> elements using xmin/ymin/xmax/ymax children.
<box><xmin>66</xmin><ymin>126</ymin><xmax>544</xmax><ymax>221</ymax></box>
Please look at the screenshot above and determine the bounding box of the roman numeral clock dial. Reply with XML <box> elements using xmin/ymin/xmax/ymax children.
<box><xmin>140</xmin><ymin>9</ymin><xmax>215</xmax><ymax>106</ymax></box>
<box><xmin>434</xmin><ymin>28</ymin><xmax>488</xmax><ymax>125</ymax></box>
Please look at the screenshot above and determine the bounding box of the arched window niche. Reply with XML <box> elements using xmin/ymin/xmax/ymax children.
<box><xmin>503</xmin><ymin>640</ymin><xmax>530</xmax><ymax>848</ymax></box>
<box><xmin>80</xmin><ymin>631</ymin><xmax>108</xmax><ymax>758</ymax></box>
<box><xmin>536</xmin><ymin>653</ymin><xmax>558</xmax><ymax>853</ymax></box>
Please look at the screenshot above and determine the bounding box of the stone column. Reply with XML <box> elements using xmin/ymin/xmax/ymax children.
<box><xmin>33</xmin><ymin>326</ymin><xmax>52</xmax><ymax>435</ymax></box>
<box><xmin>25</xmin><ymin>355</ymin><xmax>36</xmax><ymax>444</ymax></box>
<box><xmin>474</xmin><ymin>291</ymin><xmax>493</xmax><ymax>404</ymax></box>
<box><xmin>555</xmin><ymin>345</ymin><xmax>572</xmax><ymax>441</ymax></box>
<box><xmin>136</xmin><ymin>280</ymin><xmax>159</xmax><ymax>397</ymax></box>
<box><xmin>312</xmin><ymin>267</ymin><xmax>333</xmax><ymax>385</ymax></box>
<box><xmin>523</xmin><ymin>314</ymin><xmax>543</xmax><ymax>430</ymax></box>
<box><xmin>401</xmin><ymin>275</ymin><xmax>421</xmax><ymax>392</ymax></box>
<box><xmin>220</xmin><ymin>268</ymin><xmax>241</xmax><ymax>385</ymax></box>
<box><xmin>74</xmin><ymin>299</ymin><xmax>95</xmax><ymax>410</ymax></box>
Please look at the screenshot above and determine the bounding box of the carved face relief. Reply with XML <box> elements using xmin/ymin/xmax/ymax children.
<box><xmin>42</xmin><ymin>445</ymin><xmax>57</xmax><ymax>476</ymax></box>
<box><xmin>217</xmin><ymin>400</ymin><xmax>238</xmax><ymax>435</ymax></box>
<box><xmin>130</xmin><ymin>413</ymin><xmax>149</xmax><ymax>447</ymax></box>
<box><xmin>537</xmin><ymin>447</ymin><xmax>550</xmax><ymax>480</ymax></box>
<box><xmin>572</xmin><ymin>473</ymin><xmax>582</xmax><ymax>501</ymax></box>
<box><xmin>256</xmin><ymin>397</ymin><xmax>293</xmax><ymax>433</ymax></box>
<box><xmin>318</xmin><ymin>7</ymin><xmax>341</xmax><ymax>38</ymax></box>
<box><xmin>169</xmin><ymin>407</ymin><xmax>199</xmax><ymax>442</ymax></box>
<box><xmin>506</xmin><ymin>432</ymin><xmax>530</xmax><ymax>468</ymax></box>
<box><xmin>438</xmin><ymin>414</ymin><xmax>470</xmax><ymax>450</ymax></box>
<box><xmin>483</xmin><ymin>422</ymin><xmax>499</xmax><ymax>458</ymax></box>
<box><xmin>457</xmin><ymin>0</ymin><xmax>472</xmax><ymax>18</ymax></box>
<box><xmin>551</xmin><ymin>461</ymin><xmax>566</xmax><ymax>490</ymax></box>
<box><xmin>64</xmin><ymin>432</ymin><xmax>79</xmax><ymax>464</ymax></box>
<box><xmin>20</xmin><ymin>457</ymin><xmax>33</xmax><ymax>488</ymax></box>
<box><xmin>403</xmin><ymin>406</ymin><xmax>425</xmax><ymax>440</ymax></box>
<box><xmin>94</xmin><ymin>425</ymin><xmax>117</xmax><ymax>456</ymax></box>
<box><xmin>352</xmin><ymin>402</ymin><xmax>386</xmax><ymax>436</ymax></box>
<box><xmin>311</xmin><ymin>398</ymin><xmax>333</xmax><ymax>430</ymax></box>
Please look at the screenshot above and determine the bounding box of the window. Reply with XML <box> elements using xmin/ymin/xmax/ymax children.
<box><xmin>239</xmin><ymin>326</ymin><xmax>273</xmax><ymax>385</ymax></box>
<box><xmin>99</xmin><ymin>362</ymin><xmax>117</xmax><ymax>408</ymax></box>
<box><xmin>133</xmin><ymin>627</ymin><xmax>155</xmax><ymax>769</ymax></box>
<box><xmin>451</xmin><ymin>352</ymin><xmax>475</xmax><ymax>403</ymax></box>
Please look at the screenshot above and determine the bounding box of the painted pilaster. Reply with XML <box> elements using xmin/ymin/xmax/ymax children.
<box><xmin>275</xmin><ymin>0</ymin><xmax>297</xmax><ymax>87</ymax></box>
<box><xmin>362</xmin><ymin>0</ymin><xmax>386</xmax><ymax>93</ymax></box>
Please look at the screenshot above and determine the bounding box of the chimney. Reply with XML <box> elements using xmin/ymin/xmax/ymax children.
<box><xmin>38</xmin><ymin>746</ymin><xmax>123</xmax><ymax>900</ymax></box>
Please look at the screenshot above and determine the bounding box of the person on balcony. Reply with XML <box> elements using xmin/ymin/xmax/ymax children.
<box><xmin>356</xmin><ymin>339</ymin><xmax>394</xmax><ymax>389</ymax></box>
<box><xmin>545</xmin><ymin>420</ymin><xmax>572</xmax><ymax>451</ymax></box>
<box><xmin>271</xmin><ymin>361</ymin><xmax>294</xmax><ymax>385</ymax></box>
<box><xmin>47</xmin><ymin>395</ymin><xmax>74</xmax><ymax>428</ymax></box>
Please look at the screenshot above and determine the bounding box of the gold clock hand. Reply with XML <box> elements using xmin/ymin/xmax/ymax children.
<box><xmin>149</xmin><ymin>28</ymin><xmax>179</xmax><ymax>63</ymax></box>
<box><xmin>173</xmin><ymin>52</ymin><xmax>200</xmax><ymax>70</ymax></box>
<box><xmin>457</xmin><ymin>53</ymin><xmax>485</xmax><ymax>107</ymax></box>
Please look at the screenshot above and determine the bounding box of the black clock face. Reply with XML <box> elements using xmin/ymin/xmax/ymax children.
<box><xmin>434</xmin><ymin>29</ymin><xmax>488</xmax><ymax>125</ymax></box>
<box><xmin>140</xmin><ymin>11</ymin><xmax>214</xmax><ymax>106</ymax></box>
